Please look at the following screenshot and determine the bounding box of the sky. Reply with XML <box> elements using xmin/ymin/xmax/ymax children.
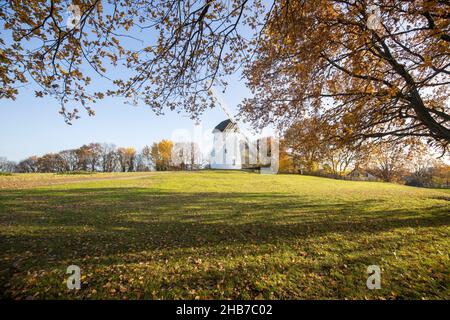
<box><xmin>0</xmin><ymin>74</ymin><xmax>255</xmax><ymax>162</ymax></box>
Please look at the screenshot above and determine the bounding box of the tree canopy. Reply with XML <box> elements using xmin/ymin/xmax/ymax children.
<box><xmin>1</xmin><ymin>1</ymin><xmax>449</xmax><ymax>149</ymax></box>
<box><xmin>241</xmin><ymin>0</ymin><xmax>450</xmax><ymax>150</ymax></box>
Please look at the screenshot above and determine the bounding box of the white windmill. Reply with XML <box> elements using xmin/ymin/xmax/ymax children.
<box><xmin>210</xmin><ymin>89</ymin><xmax>252</xmax><ymax>170</ymax></box>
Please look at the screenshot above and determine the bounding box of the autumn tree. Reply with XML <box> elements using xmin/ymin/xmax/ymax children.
<box><xmin>283</xmin><ymin>116</ymin><xmax>327</xmax><ymax>173</ymax></box>
<box><xmin>283</xmin><ymin>115</ymin><xmax>369</xmax><ymax>175</ymax></box>
<box><xmin>403</xmin><ymin>141</ymin><xmax>444</xmax><ymax>187</ymax></box>
<box><xmin>0</xmin><ymin>0</ymin><xmax>263</xmax><ymax>122</ymax></box>
<box><xmin>322</xmin><ymin>128</ymin><xmax>371</xmax><ymax>176</ymax></box>
<box><xmin>75</xmin><ymin>145</ymin><xmax>91</xmax><ymax>171</ymax></box>
<box><xmin>1</xmin><ymin>1</ymin><xmax>448</xmax><ymax>150</ymax></box>
<box><xmin>277</xmin><ymin>140</ymin><xmax>296</xmax><ymax>173</ymax></box>
<box><xmin>323</xmin><ymin>145</ymin><xmax>363</xmax><ymax>177</ymax></box>
<box><xmin>149</xmin><ymin>143</ymin><xmax>161</xmax><ymax>171</ymax></box>
<box><xmin>242</xmin><ymin>0</ymin><xmax>450</xmax><ymax>150</ymax></box>
<box><xmin>158</xmin><ymin>139</ymin><xmax>174</xmax><ymax>171</ymax></box>
<box><xmin>429</xmin><ymin>162</ymin><xmax>450</xmax><ymax>187</ymax></box>
<box><xmin>117</xmin><ymin>147</ymin><xmax>136</xmax><ymax>172</ymax></box>
<box><xmin>16</xmin><ymin>156</ymin><xmax>39</xmax><ymax>173</ymax></box>
<box><xmin>405</xmin><ymin>158</ymin><xmax>434</xmax><ymax>187</ymax></box>
<box><xmin>366</xmin><ymin>140</ymin><xmax>424</xmax><ymax>182</ymax></box>
<box><xmin>150</xmin><ymin>140</ymin><xmax>173</xmax><ymax>171</ymax></box>
<box><xmin>37</xmin><ymin>153</ymin><xmax>65</xmax><ymax>173</ymax></box>
<box><xmin>85</xmin><ymin>143</ymin><xmax>102</xmax><ymax>171</ymax></box>
<box><xmin>58</xmin><ymin>149</ymin><xmax>78</xmax><ymax>171</ymax></box>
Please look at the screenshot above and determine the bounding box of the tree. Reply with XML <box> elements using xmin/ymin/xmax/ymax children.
<box><xmin>75</xmin><ymin>145</ymin><xmax>91</xmax><ymax>171</ymax></box>
<box><xmin>323</xmin><ymin>144</ymin><xmax>365</xmax><ymax>177</ymax></box>
<box><xmin>117</xmin><ymin>147</ymin><xmax>136</xmax><ymax>172</ymax></box>
<box><xmin>0</xmin><ymin>157</ymin><xmax>16</xmax><ymax>172</ymax></box>
<box><xmin>283</xmin><ymin>116</ymin><xmax>327</xmax><ymax>173</ymax></box>
<box><xmin>240</xmin><ymin>1</ymin><xmax>450</xmax><ymax>150</ymax></box>
<box><xmin>99</xmin><ymin>143</ymin><xmax>117</xmax><ymax>172</ymax></box>
<box><xmin>150</xmin><ymin>140</ymin><xmax>173</xmax><ymax>171</ymax></box>
<box><xmin>430</xmin><ymin>162</ymin><xmax>450</xmax><ymax>187</ymax></box>
<box><xmin>278</xmin><ymin>140</ymin><xmax>296</xmax><ymax>173</ymax></box>
<box><xmin>139</xmin><ymin>145</ymin><xmax>154</xmax><ymax>172</ymax></box>
<box><xmin>58</xmin><ymin>149</ymin><xmax>78</xmax><ymax>171</ymax></box>
<box><xmin>406</xmin><ymin>161</ymin><xmax>434</xmax><ymax>188</ymax></box>
<box><xmin>85</xmin><ymin>143</ymin><xmax>103</xmax><ymax>171</ymax></box>
<box><xmin>172</xmin><ymin>142</ymin><xmax>201</xmax><ymax>170</ymax></box>
<box><xmin>2</xmin><ymin>1</ymin><xmax>448</xmax><ymax>149</ymax></box>
<box><xmin>16</xmin><ymin>156</ymin><xmax>39</xmax><ymax>173</ymax></box>
<box><xmin>0</xmin><ymin>0</ymin><xmax>261</xmax><ymax>122</ymax></box>
<box><xmin>158</xmin><ymin>140</ymin><xmax>174</xmax><ymax>171</ymax></box>
<box><xmin>404</xmin><ymin>142</ymin><xmax>443</xmax><ymax>187</ymax></box>
<box><xmin>322</xmin><ymin>127</ymin><xmax>370</xmax><ymax>177</ymax></box>
<box><xmin>37</xmin><ymin>153</ymin><xmax>65</xmax><ymax>173</ymax></box>
<box><xmin>150</xmin><ymin>143</ymin><xmax>162</xmax><ymax>171</ymax></box>
<box><xmin>189</xmin><ymin>142</ymin><xmax>201</xmax><ymax>170</ymax></box>
<box><xmin>172</xmin><ymin>142</ymin><xmax>189</xmax><ymax>170</ymax></box>
<box><xmin>283</xmin><ymin>115</ymin><xmax>369</xmax><ymax>176</ymax></box>
<box><xmin>367</xmin><ymin>141</ymin><xmax>417</xmax><ymax>182</ymax></box>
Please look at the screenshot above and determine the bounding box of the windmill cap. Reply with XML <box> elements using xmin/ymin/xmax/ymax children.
<box><xmin>212</xmin><ymin>119</ymin><xmax>238</xmax><ymax>133</ymax></box>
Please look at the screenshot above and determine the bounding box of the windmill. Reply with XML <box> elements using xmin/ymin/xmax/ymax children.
<box><xmin>210</xmin><ymin>87</ymin><xmax>279</xmax><ymax>173</ymax></box>
<box><xmin>210</xmin><ymin>88</ymin><xmax>257</xmax><ymax>168</ymax></box>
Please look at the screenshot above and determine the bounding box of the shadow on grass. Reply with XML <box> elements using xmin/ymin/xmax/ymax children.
<box><xmin>0</xmin><ymin>187</ymin><xmax>449</xmax><ymax>298</ymax></box>
<box><xmin>1</xmin><ymin>187</ymin><xmax>448</xmax><ymax>257</ymax></box>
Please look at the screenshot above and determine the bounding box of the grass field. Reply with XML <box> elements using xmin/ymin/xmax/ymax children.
<box><xmin>0</xmin><ymin>171</ymin><xmax>449</xmax><ymax>299</ymax></box>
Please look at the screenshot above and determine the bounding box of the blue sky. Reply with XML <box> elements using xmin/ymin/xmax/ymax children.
<box><xmin>0</xmin><ymin>74</ymin><xmax>253</xmax><ymax>161</ymax></box>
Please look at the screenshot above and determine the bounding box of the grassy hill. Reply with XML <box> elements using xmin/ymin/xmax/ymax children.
<box><xmin>0</xmin><ymin>171</ymin><xmax>448</xmax><ymax>299</ymax></box>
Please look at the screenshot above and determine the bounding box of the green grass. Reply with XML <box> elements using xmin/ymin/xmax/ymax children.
<box><xmin>0</xmin><ymin>171</ymin><xmax>449</xmax><ymax>299</ymax></box>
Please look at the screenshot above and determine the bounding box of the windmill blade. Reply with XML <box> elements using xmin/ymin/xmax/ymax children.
<box><xmin>211</xmin><ymin>88</ymin><xmax>235</xmax><ymax>121</ymax></box>
<box><xmin>210</xmin><ymin>87</ymin><xmax>246</xmax><ymax>138</ymax></box>
<box><xmin>219</xmin><ymin>104</ymin><xmax>235</xmax><ymax>123</ymax></box>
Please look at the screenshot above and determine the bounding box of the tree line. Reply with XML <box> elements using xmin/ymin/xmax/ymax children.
<box><xmin>1</xmin><ymin>125</ymin><xmax>448</xmax><ymax>188</ymax></box>
<box><xmin>0</xmin><ymin>140</ymin><xmax>203</xmax><ymax>174</ymax></box>
<box><xmin>278</xmin><ymin>117</ymin><xmax>450</xmax><ymax>188</ymax></box>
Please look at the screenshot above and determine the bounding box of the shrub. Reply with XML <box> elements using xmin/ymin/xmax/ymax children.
<box><xmin>56</xmin><ymin>171</ymin><xmax>96</xmax><ymax>175</ymax></box>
